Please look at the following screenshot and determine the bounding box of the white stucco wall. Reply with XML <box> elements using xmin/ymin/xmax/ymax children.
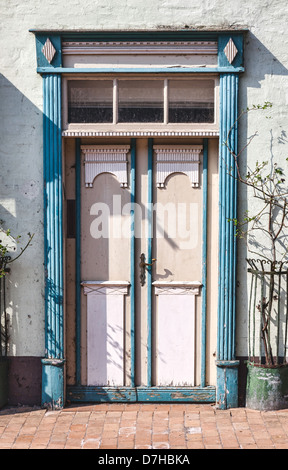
<box><xmin>0</xmin><ymin>0</ymin><xmax>287</xmax><ymax>358</ymax></box>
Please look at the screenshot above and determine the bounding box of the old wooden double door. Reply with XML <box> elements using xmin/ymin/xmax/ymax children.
<box><xmin>76</xmin><ymin>137</ymin><xmax>214</xmax><ymax>394</ymax></box>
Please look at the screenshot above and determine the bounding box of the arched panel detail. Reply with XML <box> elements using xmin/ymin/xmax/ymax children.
<box><xmin>153</xmin><ymin>145</ymin><xmax>203</xmax><ymax>188</ymax></box>
<box><xmin>81</xmin><ymin>145</ymin><xmax>130</xmax><ymax>188</ymax></box>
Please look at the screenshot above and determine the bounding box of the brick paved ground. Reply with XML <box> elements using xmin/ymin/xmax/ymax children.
<box><xmin>0</xmin><ymin>403</ymin><xmax>288</xmax><ymax>449</ymax></box>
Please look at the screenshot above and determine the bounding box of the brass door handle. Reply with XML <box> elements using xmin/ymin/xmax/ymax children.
<box><xmin>139</xmin><ymin>253</ymin><xmax>156</xmax><ymax>286</ymax></box>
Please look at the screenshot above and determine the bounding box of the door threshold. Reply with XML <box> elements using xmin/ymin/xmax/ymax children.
<box><xmin>66</xmin><ymin>385</ymin><xmax>216</xmax><ymax>403</ymax></box>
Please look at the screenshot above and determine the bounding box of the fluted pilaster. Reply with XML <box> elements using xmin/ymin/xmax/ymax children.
<box><xmin>216</xmin><ymin>73</ymin><xmax>240</xmax><ymax>409</ymax></box>
<box><xmin>42</xmin><ymin>74</ymin><xmax>65</xmax><ymax>409</ymax></box>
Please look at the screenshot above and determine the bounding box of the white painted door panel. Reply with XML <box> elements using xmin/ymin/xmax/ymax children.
<box><xmin>81</xmin><ymin>139</ymin><xmax>203</xmax><ymax>387</ymax></box>
<box><xmin>84</xmin><ymin>283</ymin><xmax>129</xmax><ymax>386</ymax></box>
<box><xmin>156</xmin><ymin>293</ymin><xmax>195</xmax><ymax>386</ymax></box>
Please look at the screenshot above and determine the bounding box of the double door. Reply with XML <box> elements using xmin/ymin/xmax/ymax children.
<box><xmin>80</xmin><ymin>138</ymin><xmax>204</xmax><ymax>390</ymax></box>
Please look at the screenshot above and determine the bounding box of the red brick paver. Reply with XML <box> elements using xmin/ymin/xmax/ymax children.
<box><xmin>0</xmin><ymin>403</ymin><xmax>288</xmax><ymax>449</ymax></box>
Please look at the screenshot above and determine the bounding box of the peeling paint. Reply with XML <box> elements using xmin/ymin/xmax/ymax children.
<box><xmin>67</xmin><ymin>385</ymin><xmax>216</xmax><ymax>403</ymax></box>
<box><xmin>42</xmin><ymin>397</ymin><xmax>63</xmax><ymax>410</ymax></box>
<box><xmin>246</xmin><ymin>363</ymin><xmax>288</xmax><ymax>411</ymax></box>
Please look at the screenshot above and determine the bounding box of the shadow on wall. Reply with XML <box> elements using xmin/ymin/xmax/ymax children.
<box><xmin>0</xmin><ymin>73</ymin><xmax>44</xmax><ymax>405</ymax></box>
<box><xmin>244</xmin><ymin>33</ymin><xmax>288</xmax><ymax>84</ymax></box>
<box><xmin>235</xmin><ymin>31</ymin><xmax>288</xmax><ymax>406</ymax></box>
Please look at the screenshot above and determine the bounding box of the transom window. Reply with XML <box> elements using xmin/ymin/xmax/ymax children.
<box><xmin>66</xmin><ymin>78</ymin><xmax>215</xmax><ymax>125</ymax></box>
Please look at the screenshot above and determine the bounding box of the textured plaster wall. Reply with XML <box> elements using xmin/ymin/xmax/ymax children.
<box><xmin>0</xmin><ymin>0</ymin><xmax>287</xmax><ymax>357</ymax></box>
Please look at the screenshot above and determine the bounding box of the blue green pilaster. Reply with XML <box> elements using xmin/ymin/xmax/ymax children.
<box><xmin>42</xmin><ymin>72</ymin><xmax>65</xmax><ymax>409</ymax></box>
<box><xmin>41</xmin><ymin>359</ymin><xmax>65</xmax><ymax>409</ymax></box>
<box><xmin>216</xmin><ymin>360</ymin><xmax>239</xmax><ymax>409</ymax></box>
<box><xmin>216</xmin><ymin>71</ymin><xmax>240</xmax><ymax>409</ymax></box>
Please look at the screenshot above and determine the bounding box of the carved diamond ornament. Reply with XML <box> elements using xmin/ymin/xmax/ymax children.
<box><xmin>224</xmin><ymin>38</ymin><xmax>238</xmax><ymax>64</ymax></box>
<box><xmin>42</xmin><ymin>38</ymin><xmax>56</xmax><ymax>64</ymax></box>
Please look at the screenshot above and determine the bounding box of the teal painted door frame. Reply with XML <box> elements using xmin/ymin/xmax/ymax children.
<box><xmin>33</xmin><ymin>30</ymin><xmax>244</xmax><ymax>409</ymax></box>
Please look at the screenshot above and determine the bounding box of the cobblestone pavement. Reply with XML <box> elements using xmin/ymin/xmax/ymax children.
<box><xmin>0</xmin><ymin>403</ymin><xmax>288</xmax><ymax>449</ymax></box>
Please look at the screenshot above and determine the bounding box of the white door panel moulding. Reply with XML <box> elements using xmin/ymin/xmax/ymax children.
<box><xmin>154</xmin><ymin>145</ymin><xmax>203</xmax><ymax>188</ymax></box>
<box><xmin>81</xmin><ymin>145</ymin><xmax>130</xmax><ymax>188</ymax></box>
<box><xmin>153</xmin><ymin>280</ymin><xmax>202</xmax><ymax>295</ymax></box>
<box><xmin>82</xmin><ymin>281</ymin><xmax>130</xmax><ymax>387</ymax></box>
<box><xmin>153</xmin><ymin>281</ymin><xmax>201</xmax><ymax>386</ymax></box>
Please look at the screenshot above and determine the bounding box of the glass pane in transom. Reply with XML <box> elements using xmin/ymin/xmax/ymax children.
<box><xmin>118</xmin><ymin>80</ymin><xmax>164</xmax><ymax>123</ymax></box>
<box><xmin>68</xmin><ymin>80</ymin><xmax>113</xmax><ymax>123</ymax></box>
<box><xmin>168</xmin><ymin>79</ymin><xmax>214</xmax><ymax>123</ymax></box>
